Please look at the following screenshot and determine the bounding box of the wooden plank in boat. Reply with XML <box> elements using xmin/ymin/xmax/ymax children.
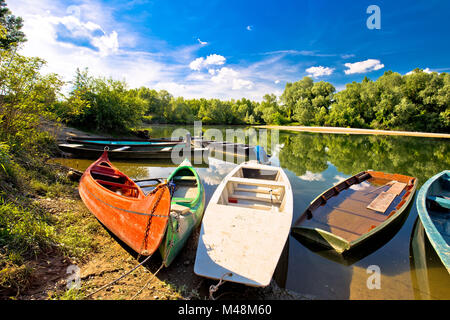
<box><xmin>386</xmin><ymin>182</ymin><xmax>406</xmax><ymax>195</ymax></box>
<box><xmin>230</xmin><ymin>193</ymin><xmax>281</xmax><ymax>204</ymax></box>
<box><xmin>171</xmin><ymin>203</ymin><xmax>190</xmax><ymax>214</ymax></box>
<box><xmin>228</xmin><ymin>177</ymin><xmax>285</xmax><ymax>188</ymax></box>
<box><xmin>367</xmin><ymin>191</ymin><xmax>396</xmax><ymax>213</ymax></box>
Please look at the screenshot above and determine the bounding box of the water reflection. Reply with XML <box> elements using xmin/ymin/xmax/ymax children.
<box><xmin>54</xmin><ymin>127</ymin><xmax>450</xmax><ymax>299</ymax></box>
<box><xmin>409</xmin><ymin>217</ymin><xmax>450</xmax><ymax>299</ymax></box>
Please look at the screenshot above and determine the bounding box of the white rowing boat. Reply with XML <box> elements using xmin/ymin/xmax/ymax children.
<box><xmin>194</xmin><ymin>161</ymin><xmax>293</xmax><ymax>287</ymax></box>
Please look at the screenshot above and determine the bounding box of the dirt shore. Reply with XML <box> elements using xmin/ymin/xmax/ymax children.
<box><xmin>254</xmin><ymin>125</ymin><xmax>450</xmax><ymax>138</ymax></box>
<box><xmin>10</xmin><ymin>124</ymin><xmax>309</xmax><ymax>300</ymax></box>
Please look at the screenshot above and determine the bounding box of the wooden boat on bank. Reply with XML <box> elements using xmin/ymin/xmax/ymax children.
<box><xmin>135</xmin><ymin>159</ymin><xmax>205</xmax><ymax>266</ymax></box>
<box><xmin>160</xmin><ymin>159</ymin><xmax>205</xmax><ymax>266</ymax></box>
<box><xmin>78</xmin><ymin>150</ymin><xmax>171</xmax><ymax>256</ymax></box>
<box><xmin>194</xmin><ymin>162</ymin><xmax>293</xmax><ymax>287</ymax></box>
<box><xmin>416</xmin><ymin>170</ymin><xmax>450</xmax><ymax>273</ymax></box>
<box><xmin>67</xmin><ymin>136</ymin><xmax>184</xmax><ymax>148</ymax></box>
<box><xmin>58</xmin><ymin>143</ymin><xmax>206</xmax><ymax>160</ymax></box>
<box><xmin>292</xmin><ymin>170</ymin><xmax>417</xmax><ymax>254</ymax></box>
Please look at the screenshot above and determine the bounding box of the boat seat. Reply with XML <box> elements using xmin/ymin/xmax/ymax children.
<box><xmin>228</xmin><ymin>177</ymin><xmax>285</xmax><ymax>188</ymax></box>
<box><xmin>171</xmin><ymin>203</ymin><xmax>191</xmax><ymax>215</ymax></box>
<box><xmin>96</xmin><ymin>179</ymin><xmax>138</xmax><ymax>191</ymax></box>
<box><xmin>172</xmin><ymin>197</ymin><xmax>194</xmax><ymax>203</ymax></box>
<box><xmin>91</xmin><ymin>166</ymin><xmax>122</xmax><ymax>180</ymax></box>
<box><xmin>173</xmin><ymin>176</ymin><xmax>196</xmax><ymax>181</ymax></box>
<box><xmin>230</xmin><ymin>193</ymin><xmax>281</xmax><ymax>204</ymax></box>
<box><xmin>427</xmin><ymin>196</ymin><xmax>450</xmax><ymax>209</ymax></box>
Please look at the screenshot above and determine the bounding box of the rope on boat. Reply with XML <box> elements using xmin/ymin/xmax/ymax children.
<box><xmin>130</xmin><ymin>264</ymin><xmax>164</xmax><ymax>300</ymax></box>
<box><xmin>130</xmin><ymin>205</ymin><xmax>178</xmax><ymax>300</ymax></box>
<box><xmin>209</xmin><ymin>272</ymin><xmax>233</xmax><ymax>300</ymax></box>
<box><xmin>86</xmin><ymin>183</ymin><xmax>168</xmax><ymax>299</ymax></box>
<box><xmin>85</xmin><ymin>253</ymin><xmax>154</xmax><ymax>298</ymax></box>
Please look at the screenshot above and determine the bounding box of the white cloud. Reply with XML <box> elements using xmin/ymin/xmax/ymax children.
<box><xmin>275</xmin><ymin>80</ymin><xmax>280</xmax><ymax>84</ymax></box>
<box><xmin>205</xmin><ymin>54</ymin><xmax>226</xmax><ymax>66</ymax></box>
<box><xmin>246</xmin><ymin>25</ymin><xmax>252</xmax><ymax>31</ymax></box>
<box><xmin>211</xmin><ymin>67</ymin><xmax>253</xmax><ymax>90</ymax></box>
<box><xmin>9</xmin><ymin>0</ymin><xmax>286</xmax><ymax>101</ymax></box>
<box><xmin>341</xmin><ymin>54</ymin><xmax>355</xmax><ymax>59</ymax></box>
<box><xmin>189</xmin><ymin>57</ymin><xmax>205</xmax><ymax>71</ymax></box>
<box><xmin>306</xmin><ymin>66</ymin><xmax>334</xmax><ymax>77</ymax></box>
<box><xmin>344</xmin><ymin>59</ymin><xmax>384</xmax><ymax>75</ymax></box>
<box><xmin>298</xmin><ymin>171</ymin><xmax>324</xmax><ymax>181</ymax></box>
<box><xmin>406</xmin><ymin>68</ymin><xmax>434</xmax><ymax>75</ymax></box>
<box><xmin>197</xmin><ymin>38</ymin><xmax>208</xmax><ymax>45</ymax></box>
<box><xmin>189</xmin><ymin>54</ymin><xmax>226</xmax><ymax>71</ymax></box>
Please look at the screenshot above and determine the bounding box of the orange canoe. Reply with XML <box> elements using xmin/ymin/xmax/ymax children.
<box><xmin>78</xmin><ymin>150</ymin><xmax>171</xmax><ymax>256</ymax></box>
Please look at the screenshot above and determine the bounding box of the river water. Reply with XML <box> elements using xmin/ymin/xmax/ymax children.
<box><xmin>54</xmin><ymin>125</ymin><xmax>450</xmax><ymax>299</ymax></box>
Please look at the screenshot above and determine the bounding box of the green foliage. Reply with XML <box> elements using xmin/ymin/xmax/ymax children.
<box><xmin>58</xmin><ymin>68</ymin><xmax>147</xmax><ymax>133</ymax></box>
<box><xmin>278</xmin><ymin>131</ymin><xmax>450</xmax><ymax>184</ymax></box>
<box><xmin>282</xmin><ymin>71</ymin><xmax>449</xmax><ymax>133</ymax></box>
<box><xmin>0</xmin><ymin>50</ymin><xmax>63</xmax><ymax>157</ymax></box>
<box><xmin>0</xmin><ymin>0</ymin><xmax>26</xmax><ymax>50</ymax></box>
<box><xmin>0</xmin><ymin>198</ymin><xmax>56</xmax><ymax>259</ymax></box>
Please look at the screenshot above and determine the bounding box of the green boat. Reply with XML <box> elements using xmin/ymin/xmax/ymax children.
<box><xmin>416</xmin><ymin>170</ymin><xmax>450</xmax><ymax>274</ymax></box>
<box><xmin>159</xmin><ymin>159</ymin><xmax>205</xmax><ymax>267</ymax></box>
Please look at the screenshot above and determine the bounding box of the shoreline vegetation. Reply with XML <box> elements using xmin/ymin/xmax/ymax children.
<box><xmin>253</xmin><ymin>125</ymin><xmax>450</xmax><ymax>138</ymax></box>
<box><xmin>0</xmin><ymin>1</ymin><xmax>448</xmax><ymax>300</ymax></box>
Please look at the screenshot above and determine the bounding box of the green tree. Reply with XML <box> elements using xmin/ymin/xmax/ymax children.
<box><xmin>0</xmin><ymin>0</ymin><xmax>26</xmax><ymax>50</ymax></box>
<box><xmin>281</xmin><ymin>77</ymin><xmax>335</xmax><ymax>125</ymax></box>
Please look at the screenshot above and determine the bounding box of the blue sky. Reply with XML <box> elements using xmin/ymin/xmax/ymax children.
<box><xmin>10</xmin><ymin>0</ymin><xmax>450</xmax><ymax>100</ymax></box>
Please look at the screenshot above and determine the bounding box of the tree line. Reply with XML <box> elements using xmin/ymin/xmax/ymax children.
<box><xmin>53</xmin><ymin>67</ymin><xmax>449</xmax><ymax>134</ymax></box>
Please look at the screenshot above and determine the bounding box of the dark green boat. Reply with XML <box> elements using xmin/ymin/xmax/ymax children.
<box><xmin>159</xmin><ymin>159</ymin><xmax>205</xmax><ymax>267</ymax></box>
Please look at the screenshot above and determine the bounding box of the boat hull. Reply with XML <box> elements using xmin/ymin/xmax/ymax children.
<box><xmin>78</xmin><ymin>151</ymin><xmax>171</xmax><ymax>255</ymax></box>
<box><xmin>416</xmin><ymin>170</ymin><xmax>450</xmax><ymax>273</ymax></box>
<box><xmin>194</xmin><ymin>162</ymin><xmax>293</xmax><ymax>287</ymax></box>
<box><xmin>159</xmin><ymin>160</ymin><xmax>206</xmax><ymax>267</ymax></box>
<box><xmin>292</xmin><ymin>171</ymin><xmax>417</xmax><ymax>254</ymax></box>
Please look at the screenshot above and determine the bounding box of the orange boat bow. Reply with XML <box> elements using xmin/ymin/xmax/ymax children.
<box><xmin>78</xmin><ymin>150</ymin><xmax>170</xmax><ymax>255</ymax></box>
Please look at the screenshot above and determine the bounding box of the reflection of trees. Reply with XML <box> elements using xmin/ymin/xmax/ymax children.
<box><xmin>279</xmin><ymin>132</ymin><xmax>450</xmax><ymax>185</ymax></box>
<box><xmin>279</xmin><ymin>133</ymin><xmax>329</xmax><ymax>176</ymax></box>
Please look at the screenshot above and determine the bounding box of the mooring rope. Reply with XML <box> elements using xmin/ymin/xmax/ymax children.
<box><xmin>130</xmin><ymin>263</ymin><xmax>164</xmax><ymax>300</ymax></box>
<box><xmin>85</xmin><ymin>253</ymin><xmax>154</xmax><ymax>298</ymax></box>
<box><xmin>209</xmin><ymin>272</ymin><xmax>233</xmax><ymax>300</ymax></box>
<box><xmin>85</xmin><ymin>184</ymin><xmax>167</xmax><ymax>299</ymax></box>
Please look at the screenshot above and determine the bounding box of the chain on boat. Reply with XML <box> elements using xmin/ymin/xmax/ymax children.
<box><xmin>85</xmin><ymin>183</ymin><xmax>168</xmax><ymax>298</ymax></box>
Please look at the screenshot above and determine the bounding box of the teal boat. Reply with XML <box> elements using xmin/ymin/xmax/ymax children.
<box><xmin>416</xmin><ymin>170</ymin><xmax>450</xmax><ymax>273</ymax></box>
<box><xmin>159</xmin><ymin>159</ymin><xmax>205</xmax><ymax>267</ymax></box>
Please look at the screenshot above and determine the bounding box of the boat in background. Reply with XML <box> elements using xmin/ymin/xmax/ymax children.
<box><xmin>58</xmin><ymin>142</ymin><xmax>207</xmax><ymax>160</ymax></box>
<box><xmin>415</xmin><ymin>170</ymin><xmax>450</xmax><ymax>273</ymax></box>
<box><xmin>66</xmin><ymin>136</ymin><xmax>184</xmax><ymax>148</ymax></box>
<box><xmin>194</xmin><ymin>161</ymin><xmax>293</xmax><ymax>287</ymax></box>
<box><xmin>78</xmin><ymin>149</ymin><xmax>171</xmax><ymax>256</ymax></box>
<box><xmin>292</xmin><ymin>171</ymin><xmax>417</xmax><ymax>254</ymax></box>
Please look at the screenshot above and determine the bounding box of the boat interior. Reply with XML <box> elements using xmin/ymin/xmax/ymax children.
<box><xmin>426</xmin><ymin>173</ymin><xmax>450</xmax><ymax>244</ymax></box>
<box><xmin>90</xmin><ymin>161</ymin><xmax>139</xmax><ymax>198</ymax></box>
<box><xmin>296</xmin><ymin>171</ymin><xmax>416</xmax><ymax>242</ymax></box>
<box><xmin>170</xmin><ymin>168</ymin><xmax>198</xmax><ymax>201</ymax></box>
<box><xmin>217</xmin><ymin>166</ymin><xmax>288</xmax><ymax>212</ymax></box>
